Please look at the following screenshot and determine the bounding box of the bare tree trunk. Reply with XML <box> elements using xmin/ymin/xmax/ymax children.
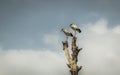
<box><xmin>62</xmin><ymin>36</ymin><xmax>82</xmax><ymax>75</ymax></box>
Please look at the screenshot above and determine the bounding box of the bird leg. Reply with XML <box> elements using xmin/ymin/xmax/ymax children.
<box><xmin>66</xmin><ymin>36</ymin><xmax>68</xmax><ymax>41</ymax></box>
<box><xmin>74</xmin><ymin>31</ymin><xmax>76</xmax><ymax>37</ymax></box>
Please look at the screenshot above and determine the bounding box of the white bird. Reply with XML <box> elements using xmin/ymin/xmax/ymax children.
<box><xmin>61</xmin><ymin>28</ymin><xmax>73</xmax><ymax>40</ymax></box>
<box><xmin>70</xmin><ymin>23</ymin><xmax>81</xmax><ymax>36</ymax></box>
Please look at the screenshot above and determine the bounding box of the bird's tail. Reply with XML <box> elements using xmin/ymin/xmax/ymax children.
<box><xmin>70</xmin><ymin>33</ymin><xmax>73</xmax><ymax>37</ymax></box>
<box><xmin>76</xmin><ymin>29</ymin><xmax>81</xmax><ymax>33</ymax></box>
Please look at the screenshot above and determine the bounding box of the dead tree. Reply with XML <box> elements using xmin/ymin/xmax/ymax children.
<box><xmin>62</xmin><ymin>36</ymin><xmax>82</xmax><ymax>75</ymax></box>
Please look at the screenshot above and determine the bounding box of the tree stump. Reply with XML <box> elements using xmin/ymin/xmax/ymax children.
<box><xmin>62</xmin><ymin>36</ymin><xmax>82</xmax><ymax>75</ymax></box>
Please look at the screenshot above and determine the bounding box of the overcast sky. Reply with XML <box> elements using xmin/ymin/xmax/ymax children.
<box><xmin>0</xmin><ymin>0</ymin><xmax>120</xmax><ymax>75</ymax></box>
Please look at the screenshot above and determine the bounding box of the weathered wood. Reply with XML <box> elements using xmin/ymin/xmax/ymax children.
<box><xmin>62</xmin><ymin>36</ymin><xmax>82</xmax><ymax>75</ymax></box>
<box><xmin>62</xmin><ymin>41</ymin><xmax>72</xmax><ymax>64</ymax></box>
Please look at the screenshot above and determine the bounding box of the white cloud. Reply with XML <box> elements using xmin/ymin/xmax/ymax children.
<box><xmin>112</xmin><ymin>25</ymin><xmax>120</xmax><ymax>34</ymax></box>
<box><xmin>78</xmin><ymin>19</ymin><xmax>120</xmax><ymax>75</ymax></box>
<box><xmin>0</xmin><ymin>50</ymin><xmax>69</xmax><ymax>75</ymax></box>
<box><xmin>90</xmin><ymin>19</ymin><xmax>108</xmax><ymax>34</ymax></box>
<box><xmin>42</xmin><ymin>33</ymin><xmax>63</xmax><ymax>50</ymax></box>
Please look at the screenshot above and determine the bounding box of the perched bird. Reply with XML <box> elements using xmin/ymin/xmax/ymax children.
<box><xmin>70</xmin><ymin>23</ymin><xmax>81</xmax><ymax>34</ymax></box>
<box><xmin>61</xmin><ymin>28</ymin><xmax>73</xmax><ymax>40</ymax></box>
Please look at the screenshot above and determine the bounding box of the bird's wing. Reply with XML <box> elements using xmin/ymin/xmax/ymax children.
<box><xmin>71</xmin><ymin>24</ymin><xmax>78</xmax><ymax>29</ymax></box>
<box><xmin>64</xmin><ymin>29</ymin><xmax>70</xmax><ymax>33</ymax></box>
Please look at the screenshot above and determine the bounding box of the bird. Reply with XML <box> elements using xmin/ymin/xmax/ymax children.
<box><xmin>61</xmin><ymin>28</ymin><xmax>73</xmax><ymax>40</ymax></box>
<box><xmin>70</xmin><ymin>23</ymin><xmax>81</xmax><ymax>35</ymax></box>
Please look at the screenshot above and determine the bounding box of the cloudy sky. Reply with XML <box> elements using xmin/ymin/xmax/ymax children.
<box><xmin>0</xmin><ymin>0</ymin><xmax>120</xmax><ymax>75</ymax></box>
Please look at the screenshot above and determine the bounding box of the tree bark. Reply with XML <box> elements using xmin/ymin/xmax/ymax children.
<box><xmin>62</xmin><ymin>36</ymin><xmax>82</xmax><ymax>75</ymax></box>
